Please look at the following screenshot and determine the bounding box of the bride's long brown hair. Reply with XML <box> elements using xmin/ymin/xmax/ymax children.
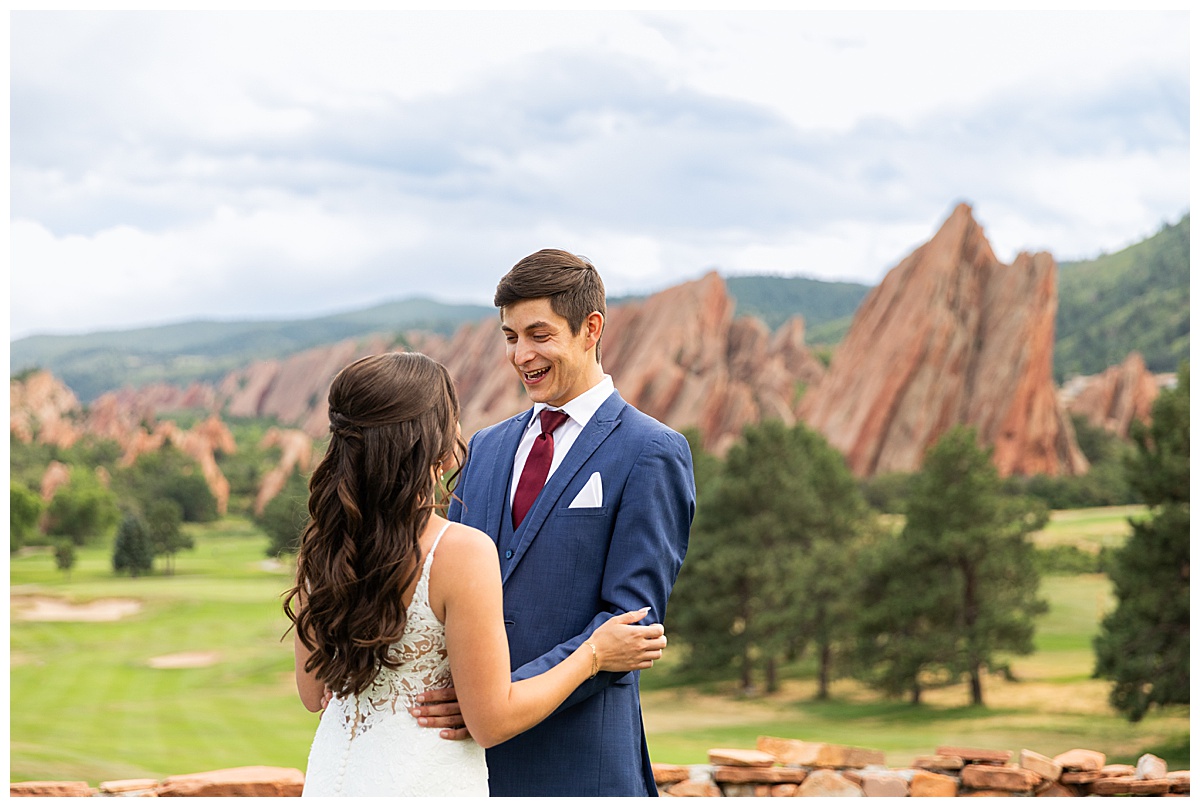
<box><xmin>283</xmin><ymin>352</ymin><xmax>466</xmax><ymax>697</ymax></box>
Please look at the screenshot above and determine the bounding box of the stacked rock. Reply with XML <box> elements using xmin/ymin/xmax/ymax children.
<box><xmin>651</xmin><ymin>738</ymin><xmax>1189</xmax><ymax>797</ymax></box>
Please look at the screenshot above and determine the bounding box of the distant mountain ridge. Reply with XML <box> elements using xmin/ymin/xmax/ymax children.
<box><xmin>10</xmin><ymin>298</ymin><xmax>495</xmax><ymax>402</ymax></box>
<box><xmin>10</xmin><ymin>213</ymin><xmax>1189</xmax><ymax>401</ymax></box>
<box><xmin>12</xmin><ymin>276</ymin><xmax>872</xmax><ymax>402</ymax></box>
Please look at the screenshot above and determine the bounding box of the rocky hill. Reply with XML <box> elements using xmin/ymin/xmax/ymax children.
<box><xmin>218</xmin><ymin>272</ymin><xmax>827</xmax><ymax>455</ymax></box>
<box><xmin>1060</xmin><ymin>351</ymin><xmax>1176</xmax><ymax>440</ymax></box>
<box><xmin>17</xmin><ymin>203</ymin><xmax>1183</xmax><ymax>511</ymax></box>
<box><xmin>800</xmin><ymin>203</ymin><xmax>1088</xmax><ymax>478</ymax></box>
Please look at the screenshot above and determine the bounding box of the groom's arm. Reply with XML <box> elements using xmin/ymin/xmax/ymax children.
<box><xmin>509</xmin><ymin>428</ymin><xmax>694</xmax><ymax>712</ymax></box>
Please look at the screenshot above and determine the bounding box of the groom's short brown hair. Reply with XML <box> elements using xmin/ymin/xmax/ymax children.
<box><xmin>494</xmin><ymin>249</ymin><xmax>607</xmax><ymax>363</ymax></box>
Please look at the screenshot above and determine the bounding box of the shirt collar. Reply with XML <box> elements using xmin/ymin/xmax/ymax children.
<box><xmin>530</xmin><ymin>374</ymin><xmax>615</xmax><ymax>429</ymax></box>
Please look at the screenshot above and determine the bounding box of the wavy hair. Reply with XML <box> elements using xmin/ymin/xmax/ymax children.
<box><xmin>283</xmin><ymin>352</ymin><xmax>466</xmax><ymax>697</ymax></box>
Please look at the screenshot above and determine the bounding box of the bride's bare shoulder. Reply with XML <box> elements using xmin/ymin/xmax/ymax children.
<box><xmin>428</xmin><ymin>522</ymin><xmax>499</xmax><ymax>614</ymax></box>
<box><xmin>433</xmin><ymin>521</ymin><xmax>497</xmax><ymax>565</ymax></box>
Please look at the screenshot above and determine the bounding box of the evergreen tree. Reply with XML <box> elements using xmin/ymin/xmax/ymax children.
<box><xmin>146</xmin><ymin>499</ymin><xmax>192</xmax><ymax>575</ymax></box>
<box><xmin>851</xmin><ymin>527</ymin><xmax>959</xmax><ymax>704</ymax></box>
<box><xmin>11</xmin><ymin>482</ymin><xmax>44</xmax><ymax>554</ymax></box>
<box><xmin>112</xmin><ymin>512</ymin><xmax>155</xmax><ymax>577</ymax></box>
<box><xmin>257</xmin><ymin>470</ymin><xmax>310</xmax><ymax>558</ymax></box>
<box><xmin>54</xmin><ymin>541</ymin><xmax>77</xmax><ymax>581</ymax></box>
<box><xmin>670</xmin><ymin>420</ymin><xmax>869</xmax><ymax>693</ymax></box>
<box><xmin>871</xmin><ymin>426</ymin><xmax>1048</xmax><ymax>706</ymax></box>
<box><xmin>46</xmin><ymin>467</ymin><xmax>120</xmax><ymax>546</ymax></box>
<box><xmin>1094</xmin><ymin>362</ymin><xmax>1189</xmax><ymax>721</ymax></box>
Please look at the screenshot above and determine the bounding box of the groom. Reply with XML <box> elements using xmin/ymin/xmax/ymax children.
<box><xmin>421</xmin><ymin>249</ymin><xmax>695</xmax><ymax>796</ymax></box>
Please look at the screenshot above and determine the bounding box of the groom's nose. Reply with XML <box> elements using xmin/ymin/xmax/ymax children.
<box><xmin>509</xmin><ymin>338</ymin><xmax>535</xmax><ymax>366</ymax></box>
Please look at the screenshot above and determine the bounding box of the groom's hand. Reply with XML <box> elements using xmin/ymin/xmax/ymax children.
<box><xmin>410</xmin><ymin>686</ymin><xmax>471</xmax><ymax>740</ymax></box>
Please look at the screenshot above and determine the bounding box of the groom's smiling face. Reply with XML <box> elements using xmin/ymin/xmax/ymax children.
<box><xmin>501</xmin><ymin>297</ymin><xmax>603</xmax><ymax>409</ymax></box>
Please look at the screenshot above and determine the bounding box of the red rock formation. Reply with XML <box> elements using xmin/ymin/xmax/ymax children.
<box><xmin>424</xmin><ymin>318</ymin><xmax>521</xmax><ymax>437</ymax></box>
<box><xmin>220</xmin><ymin>335</ymin><xmax>396</xmax><ymax>437</ymax></box>
<box><xmin>173</xmin><ymin>416</ymin><xmax>236</xmax><ymax>516</ymax></box>
<box><xmin>84</xmin><ymin>392</ymin><xmax>148</xmax><ymax>443</ymax></box>
<box><xmin>210</xmin><ymin>275</ymin><xmax>827</xmax><ymax>455</ymax></box>
<box><xmin>422</xmin><ymin>272</ymin><xmax>827</xmax><ymax>453</ymax></box>
<box><xmin>254</xmin><ymin>428</ymin><xmax>316</xmax><ymax>515</ymax></box>
<box><xmin>14</xmin><ymin>219</ymin><xmax>1103</xmax><ymax>483</ymax></box>
<box><xmin>118</xmin><ymin>416</ymin><xmax>237</xmax><ymax>515</ymax></box>
<box><xmin>800</xmin><ymin>203</ymin><xmax>1088</xmax><ymax>477</ymax></box>
<box><xmin>598</xmin><ymin>273</ymin><xmax>825</xmax><ymax>454</ymax></box>
<box><xmin>39</xmin><ymin>461</ymin><xmax>71</xmax><ymax>502</ymax></box>
<box><xmin>10</xmin><ymin>371</ymin><xmax>82</xmax><ymax>447</ymax></box>
<box><xmin>1061</xmin><ymin>352</ymin><xmax>1163</xmax><ymax>438</ymax></box>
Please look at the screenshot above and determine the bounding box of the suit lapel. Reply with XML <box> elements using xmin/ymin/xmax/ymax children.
<box><xmin>482</xmin><ymin>409</ymin><xmax>532</xmax><ymax>546</ymax></box>
<box><xmin>502</xmin><ymin>391</ymin><xmax>626</xmax><ymax>585</ymax></box>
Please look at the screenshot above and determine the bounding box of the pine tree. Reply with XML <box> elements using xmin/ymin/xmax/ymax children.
<box><xmin>146</xmin><ymin>499</ymin><xmax>192</xmax><ymax>575</ymax></box>
<box><xmin>851</xmin><ymin>528</ymin><xmax>960</xmax><ymax>704</ymax></box>
<box><xmin>112</xmin><ymin>512</ymin><xmax>155</xmax><ymax>577</ymax></box>
<box><xmin>670</xmin><ymin>420</ymin><xmax>869</xmax><ymax>693</ymax></box>
<box><xmin>869</xmin><ymin>426</ymin><xmax>1048</xmax><ymax>706</ymax></box>
<box><xmin>54</xmin><ymin>541</ymin><xmax>77</xmax><ymax>581</ymax></box>
<box><xmin>1094</xmin><ymin>362</ymin><xmax>1189</xmax><ymax>721</ymax></box>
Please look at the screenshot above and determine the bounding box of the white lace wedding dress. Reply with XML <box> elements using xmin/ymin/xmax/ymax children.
<box><xmin>302</xmin><ymin>524</ymin><xmax>489</xmax><ymax>796</ymax></box>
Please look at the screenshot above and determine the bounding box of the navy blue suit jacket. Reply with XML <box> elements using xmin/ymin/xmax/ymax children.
<box><xmin>447</xmin><ymin>390</ymin><xmax>694</xmax><ymax>796</ymax></box>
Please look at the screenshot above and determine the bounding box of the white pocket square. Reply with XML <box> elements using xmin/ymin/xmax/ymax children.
<box><xmin>569</xmin><ymin>472</ymin><xmax>603</xmax><ymax>508</ymax></box>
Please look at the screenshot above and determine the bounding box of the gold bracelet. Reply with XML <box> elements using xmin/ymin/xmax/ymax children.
<box><xmin>585</xmin><ymin>640</ymin><xmax>598</xmax><ymax>679</ymax></box>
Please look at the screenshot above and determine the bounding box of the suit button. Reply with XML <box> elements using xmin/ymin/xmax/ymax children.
<box><xmin>505</xmin><ymin>550</ymin><xmax>513</xmax><ymax>559</ymax></box>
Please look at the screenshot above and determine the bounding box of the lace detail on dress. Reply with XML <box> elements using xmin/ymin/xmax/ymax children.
<box><xmin>329</xmin><ymin>523</ymin><xmax>453</xmax><ymax>739</ymax></box>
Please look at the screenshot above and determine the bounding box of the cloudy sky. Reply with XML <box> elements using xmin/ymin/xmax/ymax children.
<box><xmin>10</xmin><ymin>10</ymin><xmax>1190</xmax><ymax>340</ymax></box>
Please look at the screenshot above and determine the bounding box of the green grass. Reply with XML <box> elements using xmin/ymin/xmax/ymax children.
<box><xmin>10</xmin><ymin>511</ymin><xmax>1189</xmax><ymax>783</ymax></box>
<box><xmin>11</xmin><ymin>518</ymin><xmax>319</xmax><ymax>783</ymax></box>
<box><xmin>1029</xmin><ymin>505</ymin><xmax>1146</xmax><ymax>553</ymax></box>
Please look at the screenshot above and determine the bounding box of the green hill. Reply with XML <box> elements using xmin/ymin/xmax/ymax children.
<box><xmin>723</xmin><ymin>275</ymin><xmax>870</xmax><ymax>333</ymax></box>
<box><xmin>1055</xmin><ymin>214</ymin><xmax>1190</xmax><ymax>381</ymax></box>
<box><xmin>10</xmin><ymin>298</ymin><xmax>492</xmax><ymax>402</ymax></box>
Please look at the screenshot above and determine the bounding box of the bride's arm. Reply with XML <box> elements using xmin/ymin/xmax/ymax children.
<box><xmin>434</xmin><ymin>524</ymin><xmax>663</xmax><ymax>749</ymax></box>
<box><xmin>292</xmin><ymin>591</ymin><xmax>326</xmax><ymax>713</ymax></box>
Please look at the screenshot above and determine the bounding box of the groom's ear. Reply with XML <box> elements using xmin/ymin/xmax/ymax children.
<box><xmin>583</xmin><ymin>311</ymin><xmax>604</xmax><ymax>357</ymax></box>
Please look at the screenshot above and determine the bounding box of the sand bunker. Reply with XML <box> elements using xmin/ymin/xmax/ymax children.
<box><xmin>10</xmin><ymin>652</ymin><xmax>36</xmax><ymax>667</ymax></box>
<box><xmin>12</xmin><ymin>595</ymin><xmax>142</xmax><ymax>622</ymax></box>
<box><xmin>147</xmin><ymin>651</ymin><xmax>222</xmax><ymax>669</ymax></box>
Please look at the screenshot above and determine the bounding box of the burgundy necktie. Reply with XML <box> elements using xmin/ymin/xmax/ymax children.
<box><xmin>512</xmin><ymin>409</ymin><xmax>570</xmax><ymax>530</ymax></box>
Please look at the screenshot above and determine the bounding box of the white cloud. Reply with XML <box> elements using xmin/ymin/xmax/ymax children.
<box><xmin>9</xmin><ymin>10</ymin><xmax>1190</xmax><ymax>339</ymax></box>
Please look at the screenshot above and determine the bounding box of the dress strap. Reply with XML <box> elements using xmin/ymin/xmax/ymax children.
<box><xmin>424</xmin><ymin>521</ymin><xmax>452</xmax><ymax>568</ymax></box>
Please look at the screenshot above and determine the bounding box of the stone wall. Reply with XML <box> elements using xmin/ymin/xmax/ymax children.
<box><xmin>653</xmin><ymin>739</ymin><xmax>1189</xmax><ymax>797</ymax></box>
<box><xmin>9</xmin><ymin>739</ymin><xmax>1190</xmax><ymax>797</ymax></box>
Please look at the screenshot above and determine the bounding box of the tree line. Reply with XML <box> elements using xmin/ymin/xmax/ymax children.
<box><xmin>667</xmin><ymin>362</ymin><xmax>1188</xmax><ymax>722</ymax></box>
<box><xmin>10</xmin><ymin>439</ymin><xmax>216</xmax><ymax>577</ymax></box>
<box><xmin>8</xmin><ymin>363</ymin><xmax>1187</xmax><ymax>721</ymax></box>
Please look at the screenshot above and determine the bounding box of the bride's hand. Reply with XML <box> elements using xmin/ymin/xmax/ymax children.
<box><xmin>588</xmin><ymin>607</ymin><xmax>667</xmax><ymax>672</ymax></box>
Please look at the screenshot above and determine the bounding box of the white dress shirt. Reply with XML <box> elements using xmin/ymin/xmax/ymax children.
<box><xmin>509</xmin><ymin>374</ymin><xmax>615</xmax><ymax>506</ymax></box>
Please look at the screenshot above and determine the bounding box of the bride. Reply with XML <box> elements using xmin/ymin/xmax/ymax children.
<box><xmin>284</xmin><ymin>352</ymin><xmax>666</xmax><ymax>797</ymax></box>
